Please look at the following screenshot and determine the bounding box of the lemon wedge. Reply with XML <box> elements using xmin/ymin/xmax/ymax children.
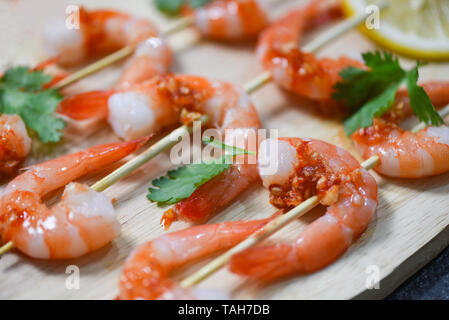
<box><xmin>343</xmin><ymin>0</ymin><xmax>449</xmax><ymax>60</ymax></box>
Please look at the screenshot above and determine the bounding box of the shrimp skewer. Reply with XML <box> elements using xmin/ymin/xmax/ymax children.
<box><xmin>0</xmin><ymin>137</ymin><xmax>148</xmax><ymax>259</ymax></box>
<box><xmin>189</xmin><ymin>0</ymin><xmax>269</xmax><ymax>41</ymax></box>
<box><xmin>59</xmin><ymin>74</ymin><xmax>261</xmax><ymax>227</ymax></box>
<box><xmin>228</xmin><ymin>137</ymin><xmax>378</xmax><ymax>281</ymax></box>
<box><xmin>44</xmin><ymin>7</ymin><xmax>173</xmax><ymax>89</ymax></box>
<box><xmin>118</xmin><ymin>215</ymin><xmax>276</xmax><ymax>299</ymax></box>
<box><xmin>351</xmin><ymin>118</ymin><xmax>449</xmax><ymax>178</ymax></box>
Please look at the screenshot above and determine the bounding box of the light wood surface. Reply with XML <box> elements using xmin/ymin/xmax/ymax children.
<box><xmin>1</xmin><ymin>0</ymin><xmax>448</xmax><ymax>300</ymax></box>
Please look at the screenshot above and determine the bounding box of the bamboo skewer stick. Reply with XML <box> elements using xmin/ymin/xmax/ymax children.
<box><xmin>53</xmin><ymin>46</ymin><xmax>135</xmax><ymax>90</ymax></box>
<box><xmin>179</xmin><ymin>102</ymin><xmax>449</xmax><ymax>288</ymax></box>
<box><xmin>91</xmin><ymin>115</ymin><xmax>209</xmax><ymax>192</ymax></box>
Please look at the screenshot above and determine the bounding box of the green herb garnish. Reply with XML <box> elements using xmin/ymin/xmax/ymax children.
<box><xmin>333</xmin><ymin>51</ymin><xmax>443</xmax><ymax>135</ymax></box>
<box><xmin>153</xmin><ymin>0</ymin><xmax>212</xmax><ymax>15</ymax></box>
<box><xmin>147</xmin><ymin>136</ymin><xmax>254</xmax><ymax>205</ymax></box>
<box><xmin>0</xmin><ymin>66</ymin><xmax>65</xmax><ymax>143</ymax></box>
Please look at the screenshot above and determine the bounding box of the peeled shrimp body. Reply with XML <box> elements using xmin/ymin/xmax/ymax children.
<box><xmin>119</xmin><ymin>216</ymin><xmax>274</xmax><ymax>299</ymax></box>
<box><xmin>59</xmin><ymin>74</ymin><xmax>261</xmax><ymax>226</ymax></box>
<box><xmin>256</xmin><ymin>0</ymin><xmax>363</xmax><ymax>106</ymax></box>
<box><xmin>191</xmin><ymin>0</ymin><xmax>268</xmax><ymax>40</ymax></box>
<box><xmin>229</xmin><ymin>137</ymin><xmax>378</xmax><ymax>281</ymax></box>
<box><xmin>0</xmin><ymin>137</ymin><xmax>147</xmax><ymax>259</ymax></box>
<box><xmin>44</xmin><ymin>7</ymin><xmax>172</xmax><ymax>88</ymax></box>
<box><xmin>351</xmin><ymin>118</ymin><xmax>449</xmax><ymax>178</ymax></box>
<box><xmin>0</xmin><ymin>114</ymin><xmax>32</xmax><ymax>175</ymax></box>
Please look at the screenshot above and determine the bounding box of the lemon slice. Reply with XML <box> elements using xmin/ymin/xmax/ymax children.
<box><xmin>343</xmin><ymin>0</ymin><xmax>449</xmax><ymax>60</ymax></box>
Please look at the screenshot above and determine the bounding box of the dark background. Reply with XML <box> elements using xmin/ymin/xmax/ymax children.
<box><xmin>387</xmin><ymin>246</ymin><xmax>449</xmax><ymax>299</ymax></box>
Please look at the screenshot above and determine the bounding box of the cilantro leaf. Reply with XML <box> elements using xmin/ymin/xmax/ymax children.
<box><xmin>203</xmin><ymin>136</ymin><xmax>255</xmax><ymax>156</ymax></box>
<box><xmin>333</xmin><ymin>51</ymin><xmax>405</xmax><ymax>110</ymax></box>
<box><xmin>343</xmin><ymin>81</ymin><xmax>403</xmax><ymax>135</ymax></box>
<box><xmin>153</xmin><ymin>0</ymin><xmax>212</xmax><ymax>15</ymax></box>
<box><xmin>0</xmin><ymin>66</ymin><xmax>65</xmax><ymax>143</ymax></box>
<box><xmin>335</xmin><ymin>51</ymin><xmax>443</xmax><ymax>136</ymax></box>
<box><xmin>154</xmin><ymin>0</ymin><xmax>184</xmax><ymax>15</ymax></box>
<box><xmin>405</xmin><ymin>65</ymin><xmax>444</xmax><ymax>126</ymax></box>
<box><xmin>188</xmin><ymin>0</ymin><xmax>211</xmax><ymax>8</ymax></box>
<box><xmin>147</xmin><ymin>161</ymin><xmax>230</xmax><ymax>205</ymax></box>
<box><xmin>147</xmin><ymin>137</ymin><xmax>250</xmax><ymax>205</ymax></box>
<box><xmin>1</xmin><ymin>66</ymin><xmax>52</xmax><ymax>91</ymax></box>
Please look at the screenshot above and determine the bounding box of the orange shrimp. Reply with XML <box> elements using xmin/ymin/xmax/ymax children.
<box><xmin>351</xmin><ymin>118</ymin><xmax>449</xmax><ymax>178</ymax></box>
<box><xmin>44</xmin><ymin>7</ymin><xmax>172</xmax><ymax>88</ymax></box>
<box><xmin>256</xmin><ymin>0</ymin><xmax>363</xmax><ymax>108</ymax></box>
<box><xmin>118</xmin><ymin>215</ymin><xmax>276</xmax><ymax>299</ymax></box>
<box><xmin>0</xmin><ymin>137</ymin><xmax>148</xmax><ymax>259</ymax></box>
<box><xmin>0</xmin><ymin>114</ymin><xmax>31</xmax><ymax>176</ymax></box>
<box><xmin>229</xmin><ymin>137</ymin><xmax>378</xmax><ymax>281</ymax></box>
<box><xmin>187</xmin><ymin>0</ymin><xmax>268</xmax><ymax>41</ymax></box>
<box><xmin>60</xmin><ymin>74</ymin><xmax>261</xmax><ymax>227</ymax></box>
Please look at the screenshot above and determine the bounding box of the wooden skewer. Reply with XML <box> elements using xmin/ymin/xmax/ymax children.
<box><xmin>52</xmin><ymin>46</ymin><xmax>135</xmax><ymax>90</ymax></box>
<box><xmin>179</xmin><ymin>103</ymin><xmax>449</xmax><ymax>287</ymax></box>
<box><xmin>91</xmin><ymin>115</ymin><xmax>209</xmax><ymax>192</ymax></box>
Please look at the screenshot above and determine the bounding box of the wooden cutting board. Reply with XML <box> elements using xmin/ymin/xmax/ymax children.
<box><xmin>1</xmin><ymin>0</ymin><xmax>448</xmax><ymax>300</ymax></box>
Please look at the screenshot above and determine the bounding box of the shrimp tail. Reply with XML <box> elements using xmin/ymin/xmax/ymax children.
<box><xmin>58</xmin><ymin>90</ymin><xmax>115</xmax><ymax>120</ymax></box>
<box><xmin>229</xmin><ymin>243</ymin><xmax>297</xmax><ymax>282</ymax></box>
<box><xmin>82</xmin><ymin>135</ymin><xmax>150</xmax><ymax>171</ymax></box>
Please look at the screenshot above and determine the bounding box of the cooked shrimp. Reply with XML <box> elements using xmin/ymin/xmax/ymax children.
<box><xmin>188</xmin><ymin>0</ymin><xmax>268</xmax><ymax>41</ymax></box>
<box><xmin>0</xmin><ymin>137</ymin><xmax>148</xmax><ymax>259</ymax></box>
<box><xmin>351</xmin><ymin>118</ymin><xmax>449</xmax><ymax>178</ymax></box>
<box><xmin>256</xmin><ymin>0</ymin><xmax>363</xmax><ymax>108</ymax></box>
<box><xmin>59</xmin><ymin>74</ymin><xmax>261</xmax><ymax>227</ymax></box>
<box><xmin>229</xmin><ymin>137</ymin><xmax>378</xmax><ymax>281</ymax></box>
<box><xmin>0</xmin><ymin>114</ymin><xmax>32</xmax><ymax>175</ymax></box>
<box><xmin>119</xmin><ymin>215</ymin><xmax>275</xmax><ymax>299</ymax></box>
<box><xmin>44</xmin><ymin>7</ymin><xmax>172</xmax><ymax>88</ymax></box>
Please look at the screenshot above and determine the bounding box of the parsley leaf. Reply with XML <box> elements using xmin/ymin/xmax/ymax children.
<box><xmin>333</xmin><ymin>51</ymin><xmax>405</xmax><ymax>110</ymax></box>
<box><xmin>0</xmin><ymin>66</ymin><xmax>65</xmax><ymax>143</ymax></box>
<box><xmin>335</xmin><ymin>51</ymin><xmax>444</xmax><ymax>135</ymax></box>
<box><xmin>188</xmin><ymin>0</ymin><xmax>211</xmax><ymax>8</ymax></box>
<box><xmin>154</xmin><ymin>0</ymin><xmax>184</xmax><ymax>15</ymax></box>
<box><xmin>343</xmin><ymin>81</ymin><xmax>403</xmax><ymax>135</ymax></box>
<box><xmin>405</xmin><ymin>64</ymin><xmax>444</xmax><ymax>126</ymax></box>
<box><xmin>147</xmin><ymin>137</ymin><xmax>251</xmax><ymax>205</ymax></box>
<box><xmin>153</xmin><ymin>0</ymin><xmax>212</xmax><ymax>15</ymax></box>
<box><xmin>1</xmin><ymin>66</ymin><xmax>52</xmax><ymax>91</ymax></box>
